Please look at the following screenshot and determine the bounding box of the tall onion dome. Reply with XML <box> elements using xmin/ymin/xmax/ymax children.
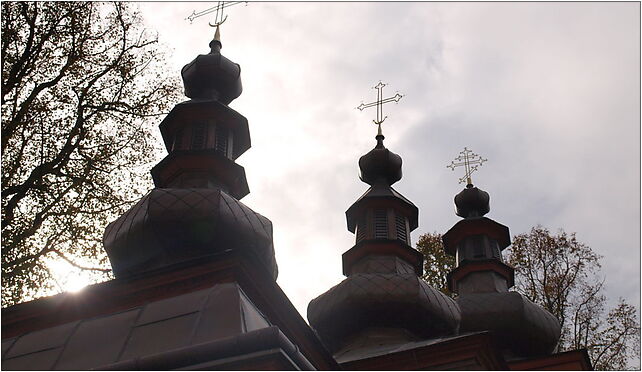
<box><xmin>103</xmin><ymin>33</ymin><xmax>277</xmax><ymax>279</ymax></box>
<box><xmin>308</xmin><ymin>134</ymin><xmax>461</xmax><ymax>361</ymax></box>
<box><xmin>443</xmin><ymin>183</ymin><xmax>561</xmax><ymax>359</ymax></box>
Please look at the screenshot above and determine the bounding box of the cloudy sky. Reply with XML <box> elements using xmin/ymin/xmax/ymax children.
<box><xmin>136</xmin><ymin>2</ymin><xmax>640</xmax><ymax>318</ymax></box>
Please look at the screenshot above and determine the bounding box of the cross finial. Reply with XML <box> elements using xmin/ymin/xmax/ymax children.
<box><xmin>356</xmin><ymin>81</ymin><xmax>403</xmax><ymax>136</ymax></box>
<box><xmin>186</xmin><ymin>2</ymin><xmax>247</xmax><ymax>41</ymax></box>
<box><xmin>447</xmin><ymin>147</ymin><xmax>488</xmax><ymax>186</ymax></box>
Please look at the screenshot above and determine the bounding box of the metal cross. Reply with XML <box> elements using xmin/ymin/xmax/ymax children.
<box><xmin>186</xmin><ymin>1</ymin><xmax>247</xmax><ymax>26</ymax></box>
<box><xmin>356</xmin><ymin>81</ymin><xmax>403</xmax><ymax>136</ymax></box>
<box><xmin>447</xmin><ymin>147</ymin><xmax>488</xmax><ymax>185</ymax></box>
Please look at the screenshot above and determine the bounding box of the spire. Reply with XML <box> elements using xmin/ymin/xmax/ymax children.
<box><xmin>442</xmin><ymin>152</ymin><xmax>561</xmax><ymax>358</ymax></box>
<box><xmin>308</xmin><ymin>96</ymin><xmax>460</xmax><ymax>357</ymax></box>
<box><xmin>214</xmin><ymin>24</ymin><xmax>221</xmax><ymax>43</ymax></box>
<box><xmin>208</xmin><ymin>18</ymin><xmax>223</xmax><ymax>52</ymax></box>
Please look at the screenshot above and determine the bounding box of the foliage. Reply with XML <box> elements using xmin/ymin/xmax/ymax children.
<box><xmin>415</xmin><ymin>232</ymin><xmax>453</xmax><ymax>296</ymax></box>
<box><xmin>508</xmin><ymin>226</ymin><xmax>640</xmax><ymax>370</ymax></box>
<box><xmin>1</xmin><ymin>2</ymin><xmax>180</xmax><ymax>307</ymax></box>
<box><xmin>416</xmin><ymin>226</ymin><xmax>640</xmax><ymax>370</ymax></box>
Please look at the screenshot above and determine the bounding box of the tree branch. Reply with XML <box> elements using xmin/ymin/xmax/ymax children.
<box><xmin>51</xmin><ymin>249</ymin><xmax>111</xmax><ymax>273</ymax></box>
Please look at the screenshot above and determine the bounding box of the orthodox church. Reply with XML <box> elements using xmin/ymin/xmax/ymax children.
<box><xmin>1</xmin><ymin>28</ymin><xmax>592</xmax><ymax>370</ymax></box>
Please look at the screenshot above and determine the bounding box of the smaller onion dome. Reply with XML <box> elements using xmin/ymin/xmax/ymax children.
<box><xmin>457</xmin><ymin>292</ymin><xmax>561</xmax><ymax>357</ymax></box>
<box><xmin>308</xmin><ymin>263</ymin><xmax>461</xmax><ymax>354</ymax></box>
<box><xmin>181</xmin><ymin>34</ymin><xmax>242</xmax><ymax>104</ymax></box>
<box><xmin>454</xmin><ymin>184</ymin><xmax>490</xmax><ymax>218</ymax></box>
<box><xmin>359</xmin><ymin>135</ymin><xmax>402</xmax><ymax>186</ymax></box>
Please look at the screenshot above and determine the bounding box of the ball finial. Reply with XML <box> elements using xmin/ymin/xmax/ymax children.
<box><xmin>454</xmin><ymin>185</ymin><xmax>490</xmax><ymax>218</ymax></box>
<box><xmin>358</xmin><ymin>135</ymin><xmax>402</xmax><ymax>186</ymax></box>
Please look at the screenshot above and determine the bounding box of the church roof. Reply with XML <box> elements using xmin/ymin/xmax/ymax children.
<box><xmin>345</xmin><ymin>184</ymin><xmax>419</xmax><ymax>232</ymax></box>
<box><xmin>334</xmin><ymin>330</ymin><xmax>495</xmax><ymax>364</ymax></box>
<box><xmin>2</xmin><ymin>283</ymin><xmax>270</xmax><ymax>370</ymax></box>
<box><xmin>2</xmin><ymin>252</ymin><xmax>339</xmax><ymax>370</ymax></box>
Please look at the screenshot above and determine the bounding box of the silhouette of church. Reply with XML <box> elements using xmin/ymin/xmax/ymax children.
<box><xmin>1</xmin><ymin>30</ymin><xmax>592</xmax><ymax>370</ymax></box>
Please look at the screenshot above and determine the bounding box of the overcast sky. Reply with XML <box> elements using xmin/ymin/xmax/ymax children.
<box><xmin>137</xmin><ymin>2</ymin><xmax>640</xmax><ymax>318</ymax></box>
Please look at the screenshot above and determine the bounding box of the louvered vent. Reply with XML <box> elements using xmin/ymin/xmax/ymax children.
<box><xmin>473</xmin><ymin>235</ymin><xmax>485</xmax><ymax>258</ymax></box>
<box><xmin>356</xmin><ymin>218</ymin><xmax>367</xmax><ymax>243</ymax></box>
<box><xmin>374</xmin><ymin>209</ymin><xmax>388</xmax><ymax>239</ymax></box>
<box><xmin>191</xmin><ymin>122</ymin><xmax>207</xmax><ymax>150</ymax></box>
<box><xmin>173</xmin><ymin>128</ymin><xmax>184</xmax><ymax>151</ymax></box>
<box><xmin>215</xmin><ymin>125</ymin><xmax>229</xmax><ymax>157</ymax></box>
<box><xmin>395</xmin><ymin>215</ymin><xmax>408</xmax><ymax>244</ymax></box>
<box><xmin>491</xmin><ymin>241</ymin><xmax>501</xmax><ymax>260</ymax></box>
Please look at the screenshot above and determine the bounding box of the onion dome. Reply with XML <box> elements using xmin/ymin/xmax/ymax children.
<box><xmin>103</xmin><ymin>189</ymin><xmax>277</xmax><ymax>279</ymax></box>
<box><xmin>181</xmin><ymin>34</ymin><xmax>242</xmax><ymax>105</ymax></box>
<box><xmin>457</xmin><ymin>292</ymin><xmax>561</xmax><ymax>357</ymax></box>
<box><xmin>359</xmin><ymin>135</ymin><xmax>402</xmax><ymax>186</ymax></box>
<box><xmin>308</xmin><ymin>261</ymin><xmax>460</xmax><ymax>356</ymax></box>
<box><xmin>454</xmin><ymin>184</ymin><xmax>490</xmax><ymax>218</ymax></box>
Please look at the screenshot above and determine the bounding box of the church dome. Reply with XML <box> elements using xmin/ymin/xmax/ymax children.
<box><xmin>454</xmin><ymin>184</ymin><xmax>490</xmax><ymax>218</ymax></box>
<box><xmin>359</xmin><ymin>135</ymin><xmax>402</xmax><ymax>186</ymax></box>
<box><xmin>181</xmin><ymin>36</ymin><xmax>242</xmax><ymax>104</ymax></box>
<box><xmin>457</xmin><ymin>291</ymin><xmax>561</xmax><ymax>357</ymax></box>
<box><xmin>308</xmin><ymin>258</ymin><xmax>461</xmax><ymax>354</ymax></box>
<box><xmin>103</xmin><ymin>188</ymin><xmax>277</xmax><ymax>279</ymax></box>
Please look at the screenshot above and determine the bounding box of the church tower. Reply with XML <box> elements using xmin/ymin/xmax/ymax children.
<box><xmin>308</xmin><ymin>96</ymin><xmax>461</xmax><ymax>365</ymax></box>
<box><xmin>102</xmin><ymin>26</ymin><xmax>277</xmax><ymax>281</ymax></box>
<box><xmin>443</xmin><ymin>177</ymin><xmax>562</xmax><ymax>359</ymax></box>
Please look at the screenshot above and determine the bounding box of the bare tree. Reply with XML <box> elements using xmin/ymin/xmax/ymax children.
<box><xmin>1</xmin><ymin>2</ymin><xmax>180</xmax><ymax>307</ymax></box>
<box><xmin>416</xmin><ymin>226</ymin><xmax>640</xmax><ymax>370</ymax></box>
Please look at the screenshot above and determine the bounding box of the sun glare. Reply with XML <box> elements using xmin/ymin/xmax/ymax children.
<box><xmin>47</xmin><ymin>258</ymin><xmax>93</xmax><ymax>293</ymax></box>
